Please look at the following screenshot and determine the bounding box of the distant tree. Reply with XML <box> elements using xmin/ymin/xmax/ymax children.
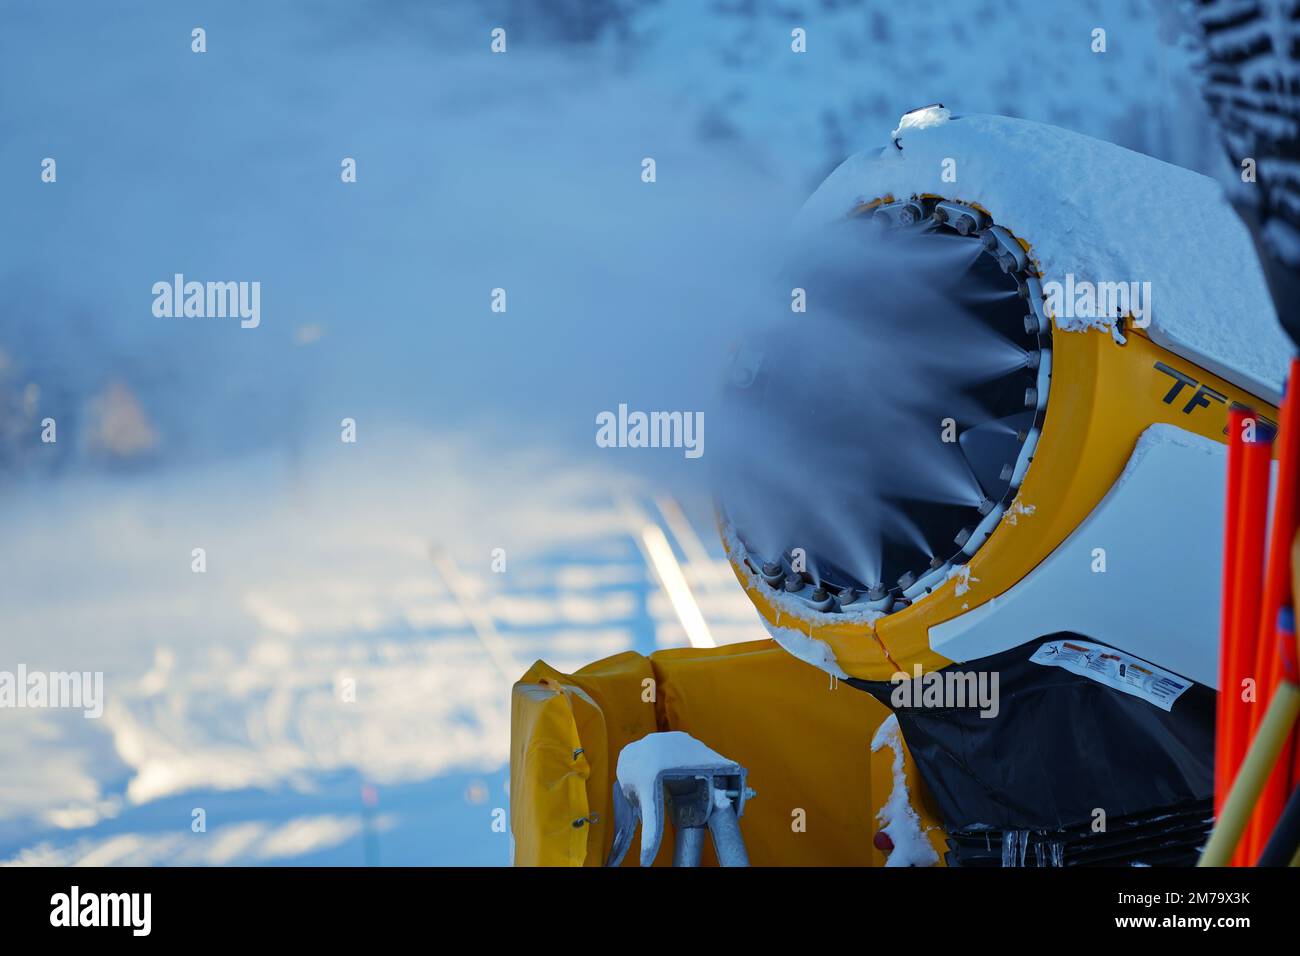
<box><xmin>1191</xmin><ymin>0</ymin><xmax>1300</xmax><ymax>343</ymax></box>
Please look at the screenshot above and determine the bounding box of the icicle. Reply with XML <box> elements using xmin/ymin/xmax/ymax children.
<box><xmin>1000</xmin><ymin>829</ymin><xmax>1031</xmax><ymax>867</ymax></box>
<box><xmin>1001</xmin><ymin>830</ymin><xmax>1017</xmax><ymax>867</ymax></box>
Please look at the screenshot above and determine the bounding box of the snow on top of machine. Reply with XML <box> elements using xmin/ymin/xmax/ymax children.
<box><xmin>796</xmin><ymin>112</ymin><xmax>1293</xmax><ymax>402</ymax></box>
<box><xmin>759</xmin><ymin>622</ymin><xmax>850</xmax><ymax>680</ymax></box>
<box><xmin>617</xmin><ymin>731</ymin><xmax>734</xmax><ymax>784</ymax></box>
<box><xmin>890</xmin><ymin>103</ymin><xmax>951</xmax><ymax>148</ymax></box>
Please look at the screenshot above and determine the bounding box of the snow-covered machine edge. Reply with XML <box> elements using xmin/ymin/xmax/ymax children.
<box><xmin>794</xmin><ymin>111</ymin><xmax>1291</xmax><ymax>402</ymax></box>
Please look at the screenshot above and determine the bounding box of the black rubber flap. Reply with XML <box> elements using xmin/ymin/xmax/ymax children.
<box><xmin>846</xmin><ymin>632</ymin><xmax>1215</xmax><ymax>833</ymax></box>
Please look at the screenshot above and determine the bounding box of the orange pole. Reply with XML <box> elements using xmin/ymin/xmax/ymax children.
<box><xmin>1227</xmin><ymin>429</ymin><xmax>1272</xmax><ymax>865</ymax></box>
<box><xmin>1217</xmin><ymin>407</ymin><xmax>1247</xmax><ymax>816</ymax></box>
<box><xmin>1245</xmin><ymin>361</ymin><xmax>1300</xmax><ymax>861</ymax></box>
<box><xmin>1287</xmin><ymin>532</ymin><xmax>1300</xmax><ymax>844</ymax></box>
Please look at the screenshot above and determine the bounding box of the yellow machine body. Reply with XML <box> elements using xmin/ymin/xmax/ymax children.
<box><xmin>510</xmin><ymin>110</ymin><xmax>1289</xmax><ymax>864</ymax></box>
<box><xmin>510</xmin><ymin>640</ymin><xmax>946</xmax><ymax>866</ymax></box>
<box><xmin>509</xmin><ymin>318</ymin><xmax>1277</xmax><ymax>866</ymax></box>
<box><xmin>728</xmin><ymin>318</ymin><xmax>1279</xmax><ymax>683</ymax></box>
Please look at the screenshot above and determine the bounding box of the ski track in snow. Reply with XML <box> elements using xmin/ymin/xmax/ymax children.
<box><xmin>0</xmin><ymin>431</ymin><xmax>759</xmax><ymax>864</ymax></box>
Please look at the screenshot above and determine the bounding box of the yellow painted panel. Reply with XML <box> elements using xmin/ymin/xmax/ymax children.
<box><xmin>725</xmin><ymin>324</ymin><xmax>1279</xmax><ymax>681</ymax></box>
<box><xmin>511</xmin><ymin>640</ymin><xmax>946</xmax><ymax>866</ymax></box>
<box><xmin>508</xmin><ymin>679</ymin><xmax>592</xmax><ymax>866</ymax></box>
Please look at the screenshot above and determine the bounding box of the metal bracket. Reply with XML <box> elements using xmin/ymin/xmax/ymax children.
<box><xmin>605</xmin><ymin>761</ymin><xmax>753</xmax><ymax>867</ymax></box>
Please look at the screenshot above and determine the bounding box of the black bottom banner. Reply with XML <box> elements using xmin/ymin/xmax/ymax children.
<box><xmin>0</xmin><ymin>864</ymin><xmax>1287</xmax><ymax>940</ymax></box>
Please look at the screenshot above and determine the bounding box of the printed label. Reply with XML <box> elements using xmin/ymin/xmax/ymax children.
<box><xmin>1028</xmin><ymin>639</ymin><xmax>1192</xmax><ymax>712</ymax></box>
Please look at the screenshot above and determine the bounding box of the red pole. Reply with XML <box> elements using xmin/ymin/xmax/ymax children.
<box><xmin>1245</xmin><ymin>361</ymin><xmax>1300</xmax><ymax>861</ymax></box>
<box><xmin>1217</xmin><ymin>407</ymin><xmax>1247</xmax><ymax>817</ymax></box>
<box><xmin>1226</xmin><ymin>423</ymin><xmax>1272</xmax><ymax>865</ymax></box>
<box><xmin>1251</xmin><ymin>366</ymin><xmax>1298</xmax><ymax>731</ymax></box>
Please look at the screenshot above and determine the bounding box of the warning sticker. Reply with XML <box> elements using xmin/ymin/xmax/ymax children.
<box><xmin>1028</xmin><ymin>639</ymin><xmax>1193</xmax><ymax>712</ymax></box>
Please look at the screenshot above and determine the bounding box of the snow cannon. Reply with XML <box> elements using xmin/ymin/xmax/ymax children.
<box><xmin>717</xmin><ymin>108</ymin><xmax>1294</xmax><ymax>864</ymax></box>
<box><xmin>509</xmin><ymin>111</ymin><xmax>1294</xmax><ymax>868</ymax></box>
